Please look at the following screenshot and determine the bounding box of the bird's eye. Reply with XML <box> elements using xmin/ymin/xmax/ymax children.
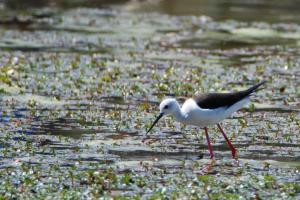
<box><xmin>164</xmin><ymin>105</ymin><xmax>169</xmax><ymax>109</ymax></box>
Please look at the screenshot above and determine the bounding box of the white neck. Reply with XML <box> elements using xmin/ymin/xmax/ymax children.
<box><xmin>173</xmin><ymin>106</ymin><xmax>187</xmax><ymax>123</ymax></box>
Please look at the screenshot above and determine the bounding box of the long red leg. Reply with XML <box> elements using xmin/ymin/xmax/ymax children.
<box><xmin>204</xmin><ymin>127</ymin><xmax>214</xmax><ymax>159</ymax></box>
<box><xmin>217</xmin><ymin>123</ymin><xmax>237</xmax><ymax>158</ymax></box>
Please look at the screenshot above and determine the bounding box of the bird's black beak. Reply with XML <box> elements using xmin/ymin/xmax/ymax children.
<box><xmin>146</xmin><ymin>113</ymin><xmax>164</xmax><ymax>134</ymax></box>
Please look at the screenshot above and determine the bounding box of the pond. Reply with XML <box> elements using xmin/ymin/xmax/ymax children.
<box><xmin>0</xmin><ymin>0</ymin><xmax>299</xmax><ymax>199</ymax></box>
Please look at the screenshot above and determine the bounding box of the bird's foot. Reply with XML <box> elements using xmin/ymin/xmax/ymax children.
<box><xmin>195</xmin><ymin>160</ymin><xmax>215</xmax><ymax>175</ymax></box>
<box><xmin>231</xmin><ymin>150</ymin><xmax>241</xmax><ymax>166</ymax></box>
<box><xmin>232</xmin><ymin>158</ymin><xmax>241</xmax><ymax>167</ymax></box>
<box><xmin>224</xmin><ymin>158</ymin><xmax>241</xmax><ymax>167</ymax></box>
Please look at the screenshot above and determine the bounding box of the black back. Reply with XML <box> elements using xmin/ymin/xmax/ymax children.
<box><xmin>193</xmin><ymin>81</ymin><xmax>266</xmax><ymax>109</ymax></box>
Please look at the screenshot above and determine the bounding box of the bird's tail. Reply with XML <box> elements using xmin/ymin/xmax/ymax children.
<box><xmin>246</xmin><ymin>80</ymin><xmax>267</xmax><ymax>95</ymax></box>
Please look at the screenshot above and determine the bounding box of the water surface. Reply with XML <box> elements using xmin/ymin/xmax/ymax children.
<box><xmin>0</xmin><ymin>0</ymin><xmax>299</xmax><ymax>198</ymax></box>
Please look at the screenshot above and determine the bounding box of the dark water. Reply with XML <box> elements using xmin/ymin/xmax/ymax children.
<box><xmin>3</xmin><ymin>0</ymin><xmax>300</xmax><ymax>22</ymax></box>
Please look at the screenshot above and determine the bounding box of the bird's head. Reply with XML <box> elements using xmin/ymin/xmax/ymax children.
<box><xmin>159</xmin><ymin>98</ymin><xmax>179</xmax><ymax>116</ymax></box>
<box><xmin>146</xmin><ymin>98</ymin><xmax>179</xmax><ymax>134</ymax></box>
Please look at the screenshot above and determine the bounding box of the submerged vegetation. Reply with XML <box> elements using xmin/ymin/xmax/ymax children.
<box><xmin>0</xmin><ymin>0</ymin><xmax>299</xmax><ymax>199</ymax></box>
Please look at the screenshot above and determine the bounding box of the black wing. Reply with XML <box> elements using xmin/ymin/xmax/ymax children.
<box><xmin>193</xmin><ymin>81</ymin><xmax>266</xmax><ymax>109</ymax></box>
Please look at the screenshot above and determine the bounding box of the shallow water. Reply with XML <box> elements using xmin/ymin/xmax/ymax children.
<box><xmin>0</xmin><ymin>0</ymin><xmax>299</xmax><ymax>199</ymax></box>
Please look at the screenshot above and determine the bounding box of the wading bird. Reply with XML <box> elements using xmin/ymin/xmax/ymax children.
<box><xmin>146</xmin><ymin>81</ymin><xmax>266</xmax><ymax>159</ymax></box>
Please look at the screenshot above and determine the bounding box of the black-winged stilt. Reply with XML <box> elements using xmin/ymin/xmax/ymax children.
<box><xmin>146</xmin><ymin>81</ymin><xmax>266</xmax><ymax>159</ymax></box>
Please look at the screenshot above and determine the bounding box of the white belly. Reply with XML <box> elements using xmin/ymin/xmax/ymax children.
<box><xmin>180</xmin><ymin>98</ymin><xmax>249</xmax><ymax>127</ymax></box>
